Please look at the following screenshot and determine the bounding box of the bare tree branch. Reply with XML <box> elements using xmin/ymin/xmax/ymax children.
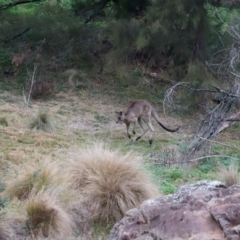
<box><xmin>199</xmin><ymin>137</ymin><xmax>240</xmax><ymax>150</ymax></box>
<box><xmin>0</xmin><ymin>0</ymin><xmax>45</xmax><ymax>12</ymax></box>
<box><xmin>163</xmin><ymin>82</ymin><xmax>240</xmax><ymax>115</ymax></box>
<box><xmin>3</xmin><ymin>28</ymin><xmax>31</xmax><ymax>43</ymax></box>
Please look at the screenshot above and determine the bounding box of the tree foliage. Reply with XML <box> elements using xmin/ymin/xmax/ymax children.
<box><xmin>71</xmin><ymin>0</ymin><xmax>150</xmax><ymax>22</ymax></box>
<box><xmin>105</xmin><ymin>0</ymin><xmax>237</xmax><ymax>80</ymax></box>
<box><xmin>0</xmin><ymin>0</ymin><xmax>240</xmax><ymax>87</ymax></box>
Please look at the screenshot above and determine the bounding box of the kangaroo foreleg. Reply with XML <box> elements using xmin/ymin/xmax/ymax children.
<box><xmin>126</xmin><ymin>123</ymin><xmax>131</xmax><ymax>139</ymax></box>
<box><xmin>132</xmin><ymin>118</ymin><xmax>144</xmax><ymax>135</ymax></box>
<box><xmin>132</xmin><ymin>121</ymin><xmax>137</xmax><ymax>135</ymax></box>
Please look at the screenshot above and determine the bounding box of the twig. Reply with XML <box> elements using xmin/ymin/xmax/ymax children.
<box><xmin>188</xmin><ymin>155</ymin><xmax>240</xmax><ymax>162</ymax></box>
<box><xmin>163</xmin><ymin>82</ymin><xmax>189</xmax><ymax>114</ymax></box>
<box><xmin>199</xmin><ymin>137</ymin><xmax>240</xmax><ymax>151</ymax></box>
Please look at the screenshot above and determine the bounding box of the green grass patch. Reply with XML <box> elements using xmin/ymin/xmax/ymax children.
<box><xmin>145</xmin><ymin>158</ymin><xmax>220</xmax><ymax>195</ymax></box>
<box><xmin>94</xmin><ymin>113</ymin><xmax>109</xmax><ymax>124</ymax></box>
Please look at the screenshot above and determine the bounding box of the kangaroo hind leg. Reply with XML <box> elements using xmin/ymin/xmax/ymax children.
<box><xmin>132</xmin><ymin>121</ymin><xmax>137</xmax><ymax>135</ymax></box>
<box><xmin>148</xmin><ymin>121</ymin><xmax>155</xmax><ymax>145</ymax></box>
<box><xmin>135</xmin><ymin>118</ymin><xmax>148</xmax><ymax>142</ymax></box>
<box><xmin>142</xmin><ymin>117</ymin><xmax>154</xmax><ymax>145</ymax></box>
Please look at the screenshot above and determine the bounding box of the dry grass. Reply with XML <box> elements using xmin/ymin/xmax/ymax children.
<box><xmin>4</xmin><ymin>160</ymin><xmax>62</xmax><ymax>200</ymax></box>
<box><xmin>66</xmin><ymin>142</ymin><xmax>160</xmax><ymax>222</ymax></box>
<box><xmin>5</xmin><ymin>150</ymin><xmax>28</xmax><ymax>164</ymax></box>
<box><xmin>0</xmin><ymin>218</ymin><xmax>28</xmax><ymax>240</ymax></box>
<box><xmin>0</xmin><ymin>91</ymin><xmax>182</xmax><ymax>239</ymax></box>
<box><xmin>26</xmin><ymin>190</ymin><xmax>72</xmax><ymax>238</ymax></box>
<box><xmin>216</xmin><ymin>162</ymin><xmax>240</xmax><ymax>186</ymax></box>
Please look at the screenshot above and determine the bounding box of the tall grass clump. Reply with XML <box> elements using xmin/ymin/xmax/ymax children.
<box><xmin>4</xmin><ymin>160</ymin><xmax>60</xmax><ymax>200</ymax></box>
<box><xmin>29</xmin><ymin>111</ymin><xmax>56</xmax><ymax>133</ymax></box>
<box><xmin>66</xmin><ymin>142</ymin><xmax>160</xmax><ymax>222</ymax></box>
<box><xmin>26</xmin><ymin>190</ymin><xmax>72</xmax><ymax>238</ymax></box>
<box><xmin>0</xmin><ymin>117</ymin><xmax>8</xmax><ymax>127</ymax></box>
<box><xmin>216</xmin><ymin>162</ymin><xmax>240</xmax><ymax>186</ymax></box>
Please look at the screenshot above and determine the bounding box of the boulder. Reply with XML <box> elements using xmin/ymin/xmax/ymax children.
<box><xmin>109</xmin><ymin>180</ymin><xmax>240</xmax><ymax>240</ymax></box>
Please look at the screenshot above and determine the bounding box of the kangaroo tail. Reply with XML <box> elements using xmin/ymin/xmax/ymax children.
<box><xmin>151</xmin><ymin>109</ymin><xmax>179</xmax><ymax>132</ymax></box>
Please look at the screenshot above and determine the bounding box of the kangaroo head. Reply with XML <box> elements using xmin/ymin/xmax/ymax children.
<box><xmin>115</xmin><ymin>111</ymin><xmax>124</xmax><ymax>123</ymax></box>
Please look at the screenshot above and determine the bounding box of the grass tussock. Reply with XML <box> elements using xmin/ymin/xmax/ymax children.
<box><xmin>4</xmin><ymin>160</ymin><xmax>61</xmax><ymax>200</ymax></box>
<box><xmin>0</xmin><ymin>117</ymin><xmax>8</xmax><ymax>127</ymax></box>
<box><xmin>29</xmin><ymin>111</ymin><xmax>56</xmax><ymax>133</ymax></box>
<box><xmin>26</xmin><ymin>190</ymin><xmax>72</xmax><ymax>238</ymax></box>
<box><xmin>66</xmin><ymin>143</ymin><xmax>160</xmax><ymax>222</ymax></box>
<box><xmin>216</xmin><ymin>162</ymin><xmax>240</xmax><ymax>186</ymax></box>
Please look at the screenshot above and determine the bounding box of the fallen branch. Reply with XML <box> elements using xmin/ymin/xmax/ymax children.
<box><xmin>226</xmin><ymin>118</ymin><xmax>240</xmax><ymax>121</ymax></box>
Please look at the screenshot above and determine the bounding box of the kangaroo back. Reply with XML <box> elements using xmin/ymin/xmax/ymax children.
<box><xmin>151</xmin><ymin>109</ymin><xmax>179</xmax><ymax>132</ymax></box>
<box><xmin>123</xmin><ymin>100</ymin><xmax>151</xmax><ymax>120</ymax></box>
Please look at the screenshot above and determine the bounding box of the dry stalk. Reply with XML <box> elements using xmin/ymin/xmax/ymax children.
<box><xmin>23</xmin><ymin>63</ymin><xmax>38</xmax><ymax>109</ymax></box>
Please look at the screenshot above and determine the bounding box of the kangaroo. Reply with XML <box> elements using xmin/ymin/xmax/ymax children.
<box><xmin>116</xmin><ymin>100</ymin><xmax>179</xmax><ymax>145</ymax></box>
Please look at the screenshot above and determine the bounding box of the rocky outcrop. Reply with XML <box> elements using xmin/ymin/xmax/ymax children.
<box><xmin>109</xmin><ymin>180</ymin><xmax>240</xmax><ymax>240</ymax></box>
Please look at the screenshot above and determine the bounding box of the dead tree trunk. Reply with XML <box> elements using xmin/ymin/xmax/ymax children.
<box><xmin>182</xmin><ymin>97</ymin><xmax>235</xmax><ymax>162</ymax></box>
<box><xmin>164</xmin><ymin>82</ymin><xmax>240</xmax><ymax>163</ymax></box>
<box><xmin>217</xmin><ymin>110</ymin><xmax>240</xmax><ymax>133</ymax></box>
<box><xmin>181</xmin><ymin>83</ymin><xmax>240</xmax><ymax>162</ymax></box>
